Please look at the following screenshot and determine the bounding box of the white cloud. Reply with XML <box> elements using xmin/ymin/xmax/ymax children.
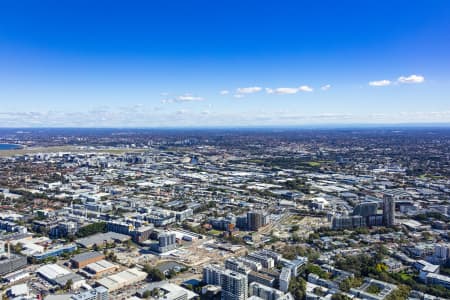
<box><xmin>162</xmin><ymin>93</ymin><xmax>205</xmax><ymax>103</ymax></box>
<box><xmin>298</xmin><ymin>85</ymin><xmax>313</xmax><ymax>92</ymax></box>
<box><xmin>321</xmin><ymin>84</ymin><xmax>331</xmax><ymax>91</ymax></box>
<box><xmin>161</xmin><ymin>98</ymin><xmax>174</xmax><ymax>104</ymax></box>
<box><xmin>236</xmin><ymin>86</ymin><xmax>262</xmax><ymax>94</ymax></box>
<box><xmin>266</xmin><ymin>87</ymin><xmax>299</xmax><ymax>94</ymax></box>
<box><xmin>398</xmin><ymin>74</ymin><xmax>425</xmax><ymax>84</ymax></box>
<box><xmin>265</xmin><ymin>85</ymin><xmax>313</xmax><ymax>94</ymax></box>
<box><xmin>220</xmin><ymin>90</ymin><xmax>230</xmax><ymax>95</ymax></box>
<box><xmin>233</xmin><ymin>94</ymin><xmax>245</xmax><ymax>99</ymax></box>
<box><xmin>369</xmin><ymin>80</ymin><xmax>391</xmax><ymax>87</ymax></box>
<box><xmin>177</xmin><ymin>94</ymin><xmax>204</xmax><ymax>102</ymax></box>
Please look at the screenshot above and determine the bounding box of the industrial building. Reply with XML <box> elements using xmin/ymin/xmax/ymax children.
<box><xmin>37</xmin><ymin>264</ymin><xmax>86</xmax><ymax>289</ymax></box>
<box><xmin>84</xmin><ymin>260</ymin><xmax>119</xmax><ymax>278</ymax></box>
<box><xmin>32</xmin><ymin>243</ymin><xmax>77</xmax><ymax>261</ymax></box>
<box><xmin>75</xmin><ymin>232</ymin><xmax>130</xmax><ymax>248</ymax></box>
<box><xmin>96</xmin><ymin>268</ymin><xmax>147</xmax><ymax>292</ymax></box>
<box><xmin>71</xmin><ymin>251</ymin><xmax>105</xmax><ymax>268</ymax></box>
<box><xmin>0</xmin><ymin>254</ymin><xmax>27</xmax><ymax>276</ymax></box>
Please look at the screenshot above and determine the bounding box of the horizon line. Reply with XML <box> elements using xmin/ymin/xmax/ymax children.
<box><xmin>1</xmin><ymin>122</ymin><xmax>450</xmax><ymax>130</ymax></box>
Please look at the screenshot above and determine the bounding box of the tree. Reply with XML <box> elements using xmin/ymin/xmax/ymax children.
<box><xmin>339</xmin><ymin>277</ymin><xmax>363</xmax><ymax>292</ymax></box>
<box><xmin>143</xmin><ymin>265</ymin><xmax>166</xmax><ymax>282</ymax></box>
<box><xmin>385</xmin><ymin>285</ymin><xmax>410</xmax><ymax>300</ymax></box>
<box><xmin>76</xmin><ymin>222</ymin><xmax>107</xmax><ymax>238</ymax></box>
<box><xmin>305</xmin><ymin>264</ymin><xmax>330</xmax><ymax>279</ymax></box>
<box><xmin>142</xmin><ymin>290</ymin><xmax>151</xmax><ymax>298</ymax></box>
<box><xmin>292</xmin><ymin>233</ymin><xmax>301</xmax><ymax>243</ymax></box>
<box><xmin>63</xmin><ymin>279</ymin><xmax>73</xmax><ymax>291</ymax></box>
<box><xmin>289</xmin><ymin>276</ymin><xmax>306</xmax><ymax>300</ymax></box>
<box><xmin>366</xmin><ymin>284</ymin><xmax>381</xmax><ymax>294</ymax></box>
<box><xmin>167</xmin><ymin>269</ymin><xmax>177</xmax><ymax>278</ymax></box>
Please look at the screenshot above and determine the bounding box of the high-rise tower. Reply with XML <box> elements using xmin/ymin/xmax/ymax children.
<box><xmin>383</xmin><ymin>194</ymin><xmax>395</xmax><ymax>227</ymax></box>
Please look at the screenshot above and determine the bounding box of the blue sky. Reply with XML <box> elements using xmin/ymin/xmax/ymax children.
<box><xmin>0</xmin><ymin>0</ymin><xmax>449</xmax><ymax>127</ymax></box>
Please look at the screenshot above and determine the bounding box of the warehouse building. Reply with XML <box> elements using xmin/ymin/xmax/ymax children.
<box><xmin>76</xmin><ymin>232</ymin><xmax>130</xmax><ymax>248</ymax></box>
<box><xmin>96</xmin><ymin>268</ymin><xmax>147</xmax><ymax>292</ymax></box>
<box><xmin>37</xmin><ymin>264</ymin><xmax>86</xmax><ymax>290</ymax></box>
<box><xmin>84</xmin><ymin>260</ymin><xmax>119</xmax><ymax>278</ymax></box>
<box><xmin>71</xmin><ymin>251</ymin><xmax>105</xmax><ymax>268</ymax></box>
<box><xmin>0</xmin><ymin>254</ymin><xmax>27</xmax><ymax>276</ymax></box>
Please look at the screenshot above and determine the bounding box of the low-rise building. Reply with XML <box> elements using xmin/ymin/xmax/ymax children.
<box><xmin>71</xmin><ymin>251</ymin><xmax>105</xmax><ymax>268</ymax></box>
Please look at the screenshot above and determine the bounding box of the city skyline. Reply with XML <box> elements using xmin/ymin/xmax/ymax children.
<box><xmin>0</xmin><ymin>1</ymin><xmax>449</xmax><ymax>127</ymax></box>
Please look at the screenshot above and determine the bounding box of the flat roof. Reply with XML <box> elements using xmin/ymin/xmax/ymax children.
<box><xmin>85</xmin><ymin>260</ymin><xmax>116</xmax><ymax>272</ymax></box>
<box><xmin>75</xmin><ymin>232</ymin><xmax>130</xmax><ymax>248</ymax></box>
<box><xmin>37</xmin><ymin>264</ymin><xmax>71</xmax><ymax>280</ymax></box>
<box><xmin>71</xmin><ymin>251</ymin><xmax>104</xmax><ymax>263</ymax></box>
<box><xmin>54</xmin><ymin>273</ymin><xmax>85</xmax><ymax>286</ymax></box>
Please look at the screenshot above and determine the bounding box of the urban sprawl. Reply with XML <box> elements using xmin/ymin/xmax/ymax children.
<box><xmin>0</xmin><ymin>128</ymin><xmax>449</xmax><ymax>300</ymax></box>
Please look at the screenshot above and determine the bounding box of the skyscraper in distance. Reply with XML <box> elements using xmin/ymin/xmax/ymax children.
<box><xmin>383</xmin><ymin>194</ymin><xmax>396</xmax><ymax>227</ymax></box>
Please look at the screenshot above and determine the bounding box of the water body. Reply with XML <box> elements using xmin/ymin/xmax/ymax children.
<box><xmin>0</xmin><ymin>144</ymin><xmax>22</xmax><ymax>150</ymax></box>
